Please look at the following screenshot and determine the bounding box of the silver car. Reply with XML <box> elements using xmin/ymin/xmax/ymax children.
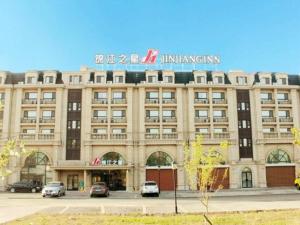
<box><xmin>141</xmin><ymin>181</ymin><xmax>159</xmax><ymax>197</ymax></box>
<box><xmin>42</xmin><ymin>182</ymin><xmax>66</xmax><ymax>197</ymax></box>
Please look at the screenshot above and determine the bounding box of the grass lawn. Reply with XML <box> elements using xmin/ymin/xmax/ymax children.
<box><xmin>6</xmin><ymin>210</ymin><xmax>300</xmax><ymax>225</ymax></box>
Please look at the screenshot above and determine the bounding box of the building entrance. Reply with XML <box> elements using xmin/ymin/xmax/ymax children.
<box><xmin>91</xmin><ymin>170</ymin><xmax>126</xmax><ymax>191</ymax></box>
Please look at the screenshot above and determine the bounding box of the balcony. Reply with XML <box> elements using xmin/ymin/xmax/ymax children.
<box><xmin>213</xmin><ymin>132</ymin><xmax>230</xmax><ymax>139</ymax></box>
<box><xmin>22</xmin><ymin>99</ymin><xmax>37</xmax><ymax>104</ymax></box>
<box><xmin>195</xmin><ymin>117</ymin><xmax>210</xmax><ymax>123</ymax></box>
<box><xmin>262</xmin><ymin>117</ymin><xmax>276</xmax><ymax>123</ymax></box>
<box><xmin>263</xmin><ymin>132</ymin><xmax>278</xmax><ymax>139</ymax></box>
<box><xmin>21</xmin><ymin>117</ymin><xmax>36</xmax><ymax>123</ymax></box>
<box><xmin>194</xmin><ymin>99</ymin><xmax>209</xmax><ymax>104</ymax></box>
<box><xmin>111</xmin><ymin>117</ymin><xmax>126</xmax><ymax>123</ymax></box>
<box><xmin>279</xmin><ymin>117</ymin><xmax>293</xmax><ymax>123</ymax></box>
<box><xmin>145</xmin><ymin>133</ymin><xmax>160</xmax><ymax>139</ymax></box>
<box><xmin>280</xmin><ymin>132</ymin><xmax>293</xmax><ymax>138</ymax></box>
<box><xmin>212</xmin><ymin>99</ymin><xmax>226</xmax><ymax>104</ymax></box>
<box><xmin>91</xmin><ymin>133</ymin><xmax>108</xmax><ymax>139</ymax></box>
<box><xmin>145</xmin><ymin>98</ymin><xmax>159</xmax><ymax>104</ymax></box>
<box><xmin>92</xmin><ymin>98</ymin><xmax>108</xmax><ymax>104</ymax></box>
<box><xmin>213</xmin><ymin>117</ymin><xmax>228</xmax><ymax>123</ymax></box>
<box><xmin>39</xmin><ymin>117</ymin><xmax>55</xmax><ymax>123</ymax></box>
<box><xmin>111</xmin><ymin>99</ymin><xmax>126</xmax><ymax>104</ymax></box>
<box><xmin>195</xmin><ymin>133</ymin><xmax>211</xmax><ymax>139</ymax></box>
<box><xmin>19</xmin><ymin>133</ymin><xmax>35</xmax><ymax>139</ymax></box>
<box><xmin>110</xmin><ymin>133</ymin><xmax>127</xmax><ymax>139</ymax></box>
<box><xmin>40</xmin><ymin>99</ymin><xmax>56</xmax><ymax>104</ymax></box>
<box><xmin>145</xmin><ymin>117</ymin><xmax>159</xmax><ymax>123</ymax></box>
<box><xmin>162</xmin><ymin>117</ymin><xmax>177</xmax><ymax>123</ymax></box>
<box><xmin>261</xmin><ymin>99</ymin><xmax>275</xmax><ymax>104</ymax></box>
<box><xmin>92</xmin><ymin>117</ymin><xmax>108</xmax><ymax>123</ymax></box>
<box><xmin>278</xmin><ymin>99</ymin><xmax>291</xmax><ymax>105</ymax></box>
<box><xmin>38</xmin><ymin>134</ymin><xmax>54</xmax><ymax>140</ymax></box>
<box><xmin>162</xmin><ymin>98</ymin><xmax>176</xmax><ymax>104</ymax></box>
<box><xmin>162</xmin><ymin>133</ymin><xmax>178</xmax><ymax>139</ymax></box>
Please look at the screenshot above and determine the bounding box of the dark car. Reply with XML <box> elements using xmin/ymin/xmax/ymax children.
<box><xmin>90</xmin><ymin>182</ymin><xmax>109</xmax><ymax>197</ymax></box>
<box><xmin>8</xmin><ymin>181</ymin><xmax>43</xmax><ymax>193</ymax></box>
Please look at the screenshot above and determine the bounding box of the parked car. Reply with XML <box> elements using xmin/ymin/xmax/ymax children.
<box><xmin>42</xmin><ymin>181</ymin><xmax>66</xmax><ymax>197</ymax></box>
<box><xmin>90</xmin><ymin>182</ymin><xmax>109</xmax><ymax>197</ymax></box>
<box><xmin>295</xmin><ymin>176</ymin><xmax>300</xmax><ymax>190</ymax></box>
<box><xmin>8</xmin><ymin>181</ymin><xmax>42</xmax><ymax>193</ymax></box>
<box><xmin>141</xmin><ymin>181</ymin><xmax>159</xmax><ymax>197</ymax></box>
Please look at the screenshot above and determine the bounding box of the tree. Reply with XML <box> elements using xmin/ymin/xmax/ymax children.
<box><xmin>184</xmin><ymin>135</ymin><xmax>229</xmax><ymax>225</ymax></box>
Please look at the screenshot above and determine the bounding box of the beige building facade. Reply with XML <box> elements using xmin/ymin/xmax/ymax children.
<box><xmin>0</xmin><ymin>67</ymin><xmax>299</xmax><ymax>191</ymax></box>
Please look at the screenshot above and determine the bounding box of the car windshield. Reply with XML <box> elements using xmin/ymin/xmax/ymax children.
<box><xmin>145</xmin><ymin>182</ymin><xmax>157</xmax><ymax>186</ymax></box>
<box><xmin>46</xmin><ymin>183</ymin><xmax>60</xmax><ymax>187</ymax></box>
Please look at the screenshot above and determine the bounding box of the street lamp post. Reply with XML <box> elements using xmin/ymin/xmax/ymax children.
<box><xmin>172</xmin><ymin>161</ymin><xmax>178</xmax><ymax>214</ymax></box>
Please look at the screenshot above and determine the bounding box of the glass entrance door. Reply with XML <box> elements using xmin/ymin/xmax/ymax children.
<box><xmin>242</xmin><ymin>170</ymin><xmax>252</xmax><ymax>188</ymax></box>
<box><xmin>67</xmin><ymin>175</ymin><xmax>79</xmax><ymax>190</ymax></box>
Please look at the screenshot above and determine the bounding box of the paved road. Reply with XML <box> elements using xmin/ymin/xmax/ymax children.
<box><xmin>0</xmin><ymin>191</ymin><xmax>300</xmax><ymax>224</ymax></box>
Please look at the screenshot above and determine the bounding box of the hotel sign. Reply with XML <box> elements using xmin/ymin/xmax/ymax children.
<box><xmin>95</xmin><ymin>49</ymin><xmax>220</xmax><ymax>65</ymax></box>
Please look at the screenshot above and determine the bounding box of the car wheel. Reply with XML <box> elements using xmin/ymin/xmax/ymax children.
<box><xmin>31</xmin><ymin>188</ymin><xmax>36</xmax><ymax>193</ymax></box>
<box><xmin>156</xmin><ymin>193</ymin><xmax>159</xmax><ymax>197</ymax></box>
<box><xmin>90</xmin><ymin>194</ymin><xmax>93</xmax><ymax>198</ymax></box>
<box><xmin>10</xmin><ymin>188</ymin><xmax>15</xmax><ymax>193</ymax></box>
<box><xmin>141</xmin><ymin>193</ymin><xmax>145</xmax><ymax>197</ymax></box>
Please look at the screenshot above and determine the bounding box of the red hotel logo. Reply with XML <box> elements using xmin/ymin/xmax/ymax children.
<box><xmin>141</xmin><ymin>49</ymin><xmax>159</xmax><ymax>64</ymax></box>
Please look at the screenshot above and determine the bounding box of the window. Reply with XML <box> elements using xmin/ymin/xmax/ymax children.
<box><xmin>114</xmin><ymin>76</ymin><xmax>124</xmax><ymax>83</ymax></box>
<box><xmin>277</xmin><ymin>78</ymin><xmax>287</xmax><ymax>85</ymax></box>
<box><xmin>162</xmin><ymin>92</ymin><xmax>175</xmax><ymax>99</ymax></box>
<box><xmin>69</xmin><ymin>75</ymin><xmax>82</xmax><ymax>84</ymax></box>
<box><xmin>67</xmin><ymin>120</ymin><xmax>80</xmax><ymax>129</ymax></box>
<box><xmin>196</xmin><ymin>128</ymin><xmax>209</xmax><ymax>133</ymax></box>
<box><xmin>41</xmin><ymin>129</ymin><xmax>54</xmax><ymax>134</ymax></box>
<box><xmin>96</xmin><ymin>76</ymin><xmax>105</xmax><ymax>83</ymax></box>
<box><xmin>196</xmin><ymin>110</ymin><xmax>208</xmax><ymax>117</ymax></box>
<box><xmin>94</xmin><ymin>128</ymin><xmax>106</xmax><ymax>134</ymax></box>
<box><xmin>42</xmin><ymin>111</ymin><xmax>54</xmax><ymax>118</ymax></box>
<box><xmin>163</xmin><ymin>76</ymin><xmax>173</xmax><ymax>83</ymax></box>
<box><xmin>112</xmin><ymin>128</ymin><xmax>125</xmax><ymax>134</ymax></box>
<box><xmin>213</xmin><ymin>76</ymin><xmax>223</xmax><ymax>84</ymax></box>
<box><xmin>94</xmin><ymin>110</ymin><xmax>107</xmax><ymax>118</ymax></box>
<box><xmin>238</xmin><ymin>120</ymin><xmax>251</xmax><ymax>128</ymax></box>
<box><xmin>25</xmin><ymin>92</ymin><xmax>37</xmax><ymax>100</ymax></box>
<box><xmin>23</xmin><ymin>129</ymin><xmax>35</xmax><ymax>134</ymax></box>
<box><xmin>260</xmin><ymin>93</ymin><xmax>272</xmax><ymax>100</ymax></box>
<box><xmin>267</xmin><ymin>149</ymin><xmax>291</xmax><ymax>163</ymax></box>
<box><xmin>195</xmin><ymin>92</ymin><xmax>207</xmax><ymax>99</ymax></box>
<box><xmin>280</xmin><ymin>127</ymin><xmax>291</xmax><ymax>133</ymax></box>
<box><xmin>212</xmin><ymin>92</ymin><xmax>224</xmax><ymax>99</ymax></box>
<box><xmin>239</xmin><ymin>138</ymin><xmax>252</xmax><ymax>147</ymax></box>
<box><xmin>213</xmin><ymin>110</ymin><xmax>225</xmax><ymax>117</ymax></box>
<box><xmin>237</xmin><ymin>76</ymin><xmax>247</xmax><ymax>85</ymax></box>
<box><xmin>68</xmin><ymin>102</ymin><xmax>81</xmax><ymax>111</ymax></box>
<box><xmin>278</xmin><ymin>110</ymin><xmax>289</xmax><ymax>118</ymax></box>
<box><xmin>95</xmin><ymin>92</ymin><xmax>107</xmax><ymax>99</ymax></box>
<box><xmin>277</xmin><ymin>93</ymin><xmax>288</xmax><ymax>100</ymax></box>
<box><xmin>24</xmin><ymin>111</ymin><xmax>36</xmax><ymax>118</ymax></box>
<box><xmin>163</xmin><ymin>128</ymin><xmax>175</xmax><ymax>133</ymax></box>
<box><xmin>261</xmin><ymin>77</ymin><xmax>270</xmax><ymax>85</ymax></box>
<box><xmin>263</xmin><ymin>128</ymin><xmax>274</xmax><ymax>133</ymax></box>
<box><xmin>146</xmin><ymin>151</ymin><xmax>173</xmax><ymax>166</ymax></box>
<box><xmin>146</xmin><ymin>92</ymin><xmax>158</xmax><ymax>99</ymax></box>
<box><xmin>214</xmin><ymin>128</ymin><xmax>226</xmax><ymax>133</ymax></box>
<box><xmin>196</xmin><ymin>76</ymin><xmax>206</xmax><ymax>84</ymax></box>
<box><xmin>237</xmin><ymin>102</ymin><xmax>250</xmax><ymax>111</ymax></box>
<box><xmin>0</xmin><ymin>93</ymin><xmax>5</xmax><ymax>100</ymax></box>
<box><xmin>43</xmin><ymin>92</ymin><xmax>55</xmax><ymax>99</ymax></box>
<box><xmin>163</xmin><ymin>110</ymin><xmax>174</xmax><ymax>117</ymax></box>
<box><xmin>261</xmin><ymin>110</ymin><xmax>273</xmax><ymax>118</ymax></box>
<box><xmin>112</xmin><ymin>110</ymin><xmax>125</xmax><ymax>118</ymax></box>
<box><xmin>147</xmin><ymin>75</ymin><xmax>157</xmax><ymax>83</ymax></box>
<box><xmin>147</xmin><ymin>128</ymin><xmax>159</xmax><ymax>134</ymax></box>
<box><xmin>113</xmin><ymin>92</ymin><xmax>125</xmax><ymax>99</ymax></box>
<box><xmin>147</xmin><ymin>110</ymin><xmax>159</xmax><ymax>117</ymax></box>
<box><xmin>27</xmin><ymin>77</ymin><xmax>37</xmax><ymax>84</ymax></box>
<box><xmin>44</xmin><ymin>76</ymin><xmax>54</xmax><ymax>84</ymax></box>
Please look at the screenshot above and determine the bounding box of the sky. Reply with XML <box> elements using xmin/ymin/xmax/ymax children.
<box><xmin>0</xmin><ymin>0</ymin><xmax>299</xmax><ymax>74</ymax></box>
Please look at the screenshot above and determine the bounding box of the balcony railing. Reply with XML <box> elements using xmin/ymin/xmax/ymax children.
<box><xmin>91</xmin><ymin>133</ymin><xmax>108</xmax><ymax>139</ymax></box>
<box><xmin>22</xmin><ymin>99</ymin><xmax>37</xmax><ymax>104</ymax></box>
<box><xmin>40</xmin><ymin>99</ymin><xmax>56</xmax><ymax>104</ymax></box>
<box><xmin>263</xmin><ymin>132</ymin><xmax>293</xmax><ymax>139</ymax></box>
<box><xmin>263</xmin><ymin>132</ymin><xmax>278</xmax><ymax>138</ymax></box>
<box><xmin>212</xmin><ymin>99</ymin><xmax>226</xmax><ymax>104</ymax></box>
<box><xmin>262</xmin><ymin>117</ymin><xmax>276</xmax><ymax>122</ymax></box>
<box><xmin>195</xmin><ymin>133</ymin><xmax>211</xmax><ymax>139</ymax></box>
<box><xmin>194</xmin><ymin>99</ymin><xmax>209</xmax><ymax>104</ymax></box>
<box><xmin>261</xmin><ymin>99</ymin><xmax>275</xmax><ymax>104</ymax></box>
<box><xmin>39</xmin><ymin>117</ymin><xmax>55</xmax><ymax>123</ymax></box>
<box><xmin>195</xmin><ymin>117</ymin><xmax>210</xmax><ymax>123</ymax></box>
<box><xmin>162</xmin><ymin>98</ymin><xmax>176</xmax><ymax>104</ymax></box>
<box><xmin>111</xmin><ymin>117</ymin><xmax>126</xmax><ymax>123</ymax></box>
<box><xmin>145</xmin><ymin>133</ymin><xmax>160</xmax><ymax>139</ymax></box>
<box><xmin>278</xmin><ymin>99</ymin><xmax>291</xmax><ymax>104</ymax></box>
<box><xmin>145</xmin><ymin>98</ymin><xmax>159</xmax><ymax>104</ymax></box>
<box><xmin>213</xmin><ymin>117</ymin><xmax>228</xmax><ymax>123</ymax></box>
<box><xmin>110</xmin><ymin>133</ymin><xmax>127</xmax><ymax>139</ymax></box>
<box><xmin>162</xmin><ymin>133</ymin><xmax>178</xmax><ymax>139</ymax></box>
<box><xmin>92</xmin><ymin>117</ymin><xmax>108</xmax><ymax>123</ymax></box>
<box><xmin>279</xmin><ymin>117</ymin><xmax>293</xmax><ymax>122</ymax></box>
<box><xmin>213</xmin><ymin>132</ymin><xmax>230</xmax><ymax>139</ymax></box>
<box><xmin>111</xmin><ymin>99</ymin><xmax>126</xmax><ymax>104</ymax></box>
<box><xmin>280</xmin><ymin>132</ymin><xmax>293</xmax><ymax>138</ymax></box>
<box><xmin>21</xmin><ymin>117</ymin><xmax>36</xmax><ymax>123</ymax></box>
<box><xmin>38</xmin><ymin>134</ymin><xmax>54</xmax><ymax>139</ymax></box>
<box><xmin>19</xmin><ymin>133</ymin><xmax>35</xmax><ymax>139</ymax></box>
<box><xmin>162</xmin><ymin>117</ymin><xmax>177</xmax><ymax>122</ymax></box>
<box><xmin>145</xmin><ymin>117</ymin><xmax>160</xmax><ymax>122</ymax></box>
<box><xmin>92</xmin><ymin>98</ymin><xmax>108</xmax><ymax>104</ymax></box>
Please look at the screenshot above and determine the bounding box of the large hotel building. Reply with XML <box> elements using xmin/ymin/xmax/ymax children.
<box><xmin>0</xmin><ymin>67</ymin><xmax>299</xmax><ymax>191</ymax></box>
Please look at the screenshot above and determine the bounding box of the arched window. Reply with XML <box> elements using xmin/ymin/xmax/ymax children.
<box><xmin>146</xmin><ymin>151</ymin><xmax>173</xmax><ymax>166</ymax></box>
<box><xmin>267</xmin><ymin>149</ymin><xmax>291</xmax><ymax>164</ymax></box>
<box><xmin>101</xmin><ymin>152</ymin><xmax>125</xmax><ymax>165</ymax></box>
<box><xmin>21</xmin><ymin>152</ymin><xmax>52</xmax><ymax>185</ymax></box>
<box><xmin>242</xmin><ymin>167</ymin><xmax>252</xmax><ymax>188</ymax></box>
